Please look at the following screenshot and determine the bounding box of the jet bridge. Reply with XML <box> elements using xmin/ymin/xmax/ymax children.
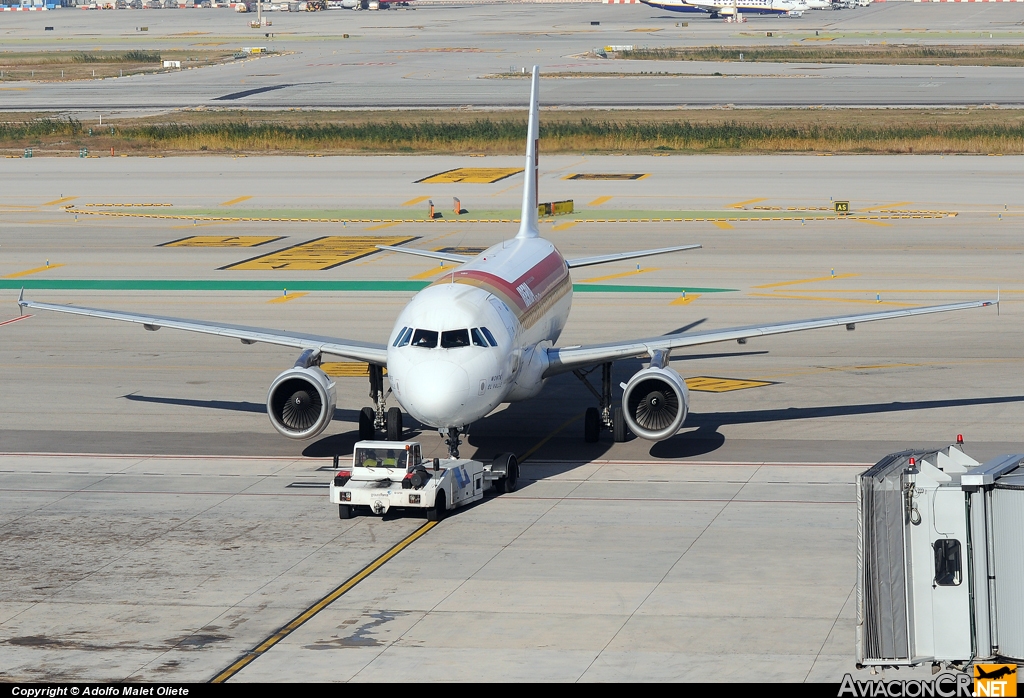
<box><xmin>857</xmin><ymin>443</ymin><xmax>1024</xmax><ymax>670</ymax></box>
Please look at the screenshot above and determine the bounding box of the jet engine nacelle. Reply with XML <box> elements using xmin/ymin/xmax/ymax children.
<box><xmin>621</xmin><ymin>366</ymin><xmax>689</xmax><ymax>441</ymax></box>
<box><xmin>267</xmin><ymin>366</ymin><xmax>337</xmax><ymax>439</ymax></box>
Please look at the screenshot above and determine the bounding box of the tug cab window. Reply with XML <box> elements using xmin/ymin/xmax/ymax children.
<box><xmin>441</xmin><ymin>329</ymin><xmax>471</xmax><ymax>348</ymax></box>
<box><xmin>471</xmin><ymin>328</ymin><xmax>488</xmax><ymax>347</ymax></box>
<box><xmin>411</xmin><ymin>329</ymin><xmax>438</xmax><ymax>348</ymax></box>
<box><xmin>934</xmin><ymin>539</ymin><xmax>962</xmax><ymax>586</ymax></box>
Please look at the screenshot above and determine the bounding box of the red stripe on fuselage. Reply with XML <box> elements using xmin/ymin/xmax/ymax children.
<box><xmin>433</xmin><ymin>250</ymin><xmax>568</xmax><ymax>317</ymax></box>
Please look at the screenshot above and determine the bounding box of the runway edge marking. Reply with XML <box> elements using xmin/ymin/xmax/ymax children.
<box><xmin>210</xmin><ymin>520</ymin><xmax>438</xmax><ymax>683</ymax></box>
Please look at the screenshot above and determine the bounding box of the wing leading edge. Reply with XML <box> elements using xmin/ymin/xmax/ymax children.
<box><xmin>544</xmin><ymin>298</ymin><xmax>998</xmax><ymax>377</ymax></box>
<box><xmin>18</xmin><ymin>298</ymin><xmax>389</xmax><ymax>365</ymax></box>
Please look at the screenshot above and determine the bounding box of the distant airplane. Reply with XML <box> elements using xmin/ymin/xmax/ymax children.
<box><xmin>640</xmin><ymin>0</ymin><xmax>808</xmax><ymax>17</ymax></box>
<box><xmin>19</xmin><ymin>67</ymin><xmax>998</xmax><ymax>476</ymax></box>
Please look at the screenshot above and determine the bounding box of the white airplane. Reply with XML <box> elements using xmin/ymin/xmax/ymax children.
<box><xmin>640</xmin><ymin>0</ymin><xmax>808</xmax><ymax>17</ymax></box>
<box><xmin>19</xmin><ymin>67</ymin><xmax>997</xmax><ymax>486</ymax></box>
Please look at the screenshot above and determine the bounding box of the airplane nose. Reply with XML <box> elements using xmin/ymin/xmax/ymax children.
<box><xmin>400</xmin><ymin>359</ymin><xmax>471</xmax><ymax>427</ymax></box>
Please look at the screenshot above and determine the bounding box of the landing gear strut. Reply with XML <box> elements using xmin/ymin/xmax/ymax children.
<box><xmin>360</xmin><ymin>364</ymin><xmax>404</xmax><ymax>441</ymax></box>
<box><xmin>442</xmin><ymin>426</ymin><xmax>462</xmax><ymax>459</ymax></box>
<box><xmin>575</xmin><ymin>362</ymin><xmax>628</xmax><ymax>442</ymax></box>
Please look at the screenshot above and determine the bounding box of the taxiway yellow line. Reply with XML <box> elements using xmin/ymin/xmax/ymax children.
<box><xmin>408</xmin><ymin>265</ymin><xmax>450</xmax><ymax>280</ymax></box>
<box><xmin>520</xmin><ymin>412</ymin><xmax>585</xmax><ymax>463</ymax></box>
<box><xmin>713</xmin><ymin>221</ymin><xmax>734</xmax><ymax>230</ymax></box>
<box><xmin>728</xmin><ymin>197</ymin><xmax>768</xmax><ymax>209</ymax></box>
<box><xmin>753</xmin><ymin>273</ymin><xmax>859</xmax><ymax>289</ymax></box>
<box><xmin>220</xmin><ymin>196</ymin><xmax>253</xmax><ymax>207</ymax></box>
<box><xmin>580</xmin><ymin>268</ymin><xmax>657</xmax><ymax>284</ymax></box>
<box><xmin>367</xmin><ymin>221</ymin><xmax>403</xmax><ymax>231</ymax></box>
<box><xmin>210</xmin><ymin>521</ymin><xmax>438</xmax><ymax>683</ymax></box>
<box><xmin>670</xmin><ymin>294</ymin><xmax>701</xmax><ymax>306</ymax></box>
<box><xmin>42</xmin><ymin>196</ymin><xmax>78</xmax><ymax>207</ymax></box>
<box><xmin>860</xmin><ymin>201</ymin><xmax>912</xmax><ymax>212</ymax></box>
<box><xmin>267</xmin><ymin>292</ymin><xmax>308</xmax><ymax>304</ymax></box>
<box><xmin>170</xmin><ymin>221</ymin><xmax>238</xmax><ymax>229</ymax></box>
<box><xmin>856</xmin><ymin>220</ymin><xmax>893</xmax><ymax>227</ymax></box>
<box><xmin>749</xmin><ymin>292</ymin><xmax>915</xmax><ymax>307</ymax></box>
<box><xmin>551</xmin><ymin>221</ymin><xmax>578</xmax><ymax>231</ymax></box>
<box><xmin>402</xmin><ymin>196</ymin><xmax>432</xmax><ymax>207</ymax></box>
<box><xmin>2</xmin><ymin>264</ymin><xmax>64</xmax><ymax>279</ymax></box>
<box><xmin>589</xmin><ymin>196</ymin><xmax>613</xmax><ymax>207</ymax></box>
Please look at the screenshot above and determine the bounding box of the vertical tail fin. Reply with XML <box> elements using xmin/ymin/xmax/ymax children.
<box><xmin>515</xmin><ymin>66</ymin><xmax>541</xmax><ymax>240</ymax></box>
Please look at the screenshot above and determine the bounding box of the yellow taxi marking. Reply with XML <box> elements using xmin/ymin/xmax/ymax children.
<box><xmin>857</xmin><ymin>219</ymin><xmax>893</xmax><ymax>227</ymax></box>
<box><xmin>402</xmin><ymin>196</ymin><xmax>431</xmax><ymax>207</ymax></box>
<box><xmin>2</xmin><ymin>264</ymin><xmax>65</xmax><ymax>279</ymax></box>
<box><xmin>628</xmin><ymin>27</ymin><xmax>663</xmax><ymax>32</ymax></box>
<box><xmin>267</xmin><ymin>292</ymin><xmax>308</xmax><ymax>304</ymax></box>
<box><xmin>223</xmin><ymin>235</ymin><xmax>417</xmax><ymax>271</ymax></box>
<box><xmin>552</xmin><ymin>221</ymin><xmax>578</xmax><ymax>232</ymax></box>
<box><xmin>367</xmin><ymin>222</ymin><xmax>402</xmax><ymax>231</ymax></box>
<box><xmin>754</xmin><ymin>273</ymin><xmax>859</xmax><ymax>289</ymax></box>
<box><xmin>713</xmin><ymin>221</ymin><xmax>734</xmax><ymax>230</ymax></box>
<box><xmin>42</xmin><ymin>196</ymin><xmax>78</xmax><ymax>207</ymax></box>
<box><xmin>210</xmin><ymin>521</ymin><xmax>436</xmax><ymax>683</ymax></box>
<box><xmin>520</xmin><ymin>411</ymin><xmax>585</xmax><ymax>463</ymax></box>
<box><xmin>670</xmin><ymin>294</ymin><xmax>701</xmax><ymax>306</ymax></box>
<box><xmin>728</xmin><ymin>198</ymin><xmax>768</xmax><ymax>209</ymax></box>
<box><xmin>408</xmin><ymin>265</ymin><xmax>450</xmax><ymax>280</ymax></box>
<box><xmin>580</xmin><ymin>268</ymin><xmax>658</xmax><ymax>284</ymax></box>
<box><xmin>589</xmin><ymin>196</ymin><xmax>613</xmax><ymax>207</ymax></box>
<box><xmin>416</xmin><ymin>168</ymin><xmax>523</xmax><ymax>184</ymax></box>
<box><xmin>321</xmin><ymin>362</ymin><xmax>388</xmax><ymax>377</ymax></box>
<box><xmin>684</xmin><ymin>376</ymin><xmax>774</xmax><ymax>393</ymax></box>
<box><xmin>861</xmin><ymin>201</ymin><xmax>912</xmax><ymax>212</ymax></box>
<box><xmin>753</xmin><ymin>362</ymin><xmax>925</xmax><ymax>381</ymax></box>
<box><xmin>749</xmin><ymin>292</ymin><xmax>915</xmax><ymax>307</ymax></box>
<box><xmin>220</xmin><ymin>196</ymin><xmax>253</xmax><ymax>207</ymax></box>
<box><xmin>161</xmin><ymin>236</ymin><xmax>284</xmax><ymax>248</ymax></box>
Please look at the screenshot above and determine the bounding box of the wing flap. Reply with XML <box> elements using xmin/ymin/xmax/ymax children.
<box><xmin>544</xmin><ymin>299</ymin><xmax>997</xmax><ymax>376</ymax></box>
<box><xmin>19</xmin><ymin>299</ymin><xmax>389</xmax><ymax>365</ymax></box>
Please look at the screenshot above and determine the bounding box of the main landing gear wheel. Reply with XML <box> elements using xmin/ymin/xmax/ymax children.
<box><xmin>358</xmin><ymin>406</ymin><xmax>375</xmax><ymax>440</ymax></box>
<box><xmin>427</xmin><ymin>492</ymin><xmax>446</xmax><ymax>522</ymax></box>
<box><xmin>584</xmin><ymin>407</ymin><xmax>600</xmax><ymax>443</ymax></box>
<box><xmin>491</xmin><ymin>452</ymin><xmax>519</xmax><ymax>494</ymax></box>
<box><xmin>613</xmin><ymin>406</ymin><xmax>630</xmax><ymax>443</ymax></box>
<box><xmin>386</xmin><ymin>407</ymin><xmax>403</xmax><ymax>441</ymax></box>
<box><xmin>338</xmin><ymin>504</ymin><xmax>352</xmax><ymax>520</ymax></box>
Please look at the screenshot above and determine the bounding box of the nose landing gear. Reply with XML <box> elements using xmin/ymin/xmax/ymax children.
<box><xmin>359</xmin><ymin>363</ymin><xmax>405</xmax><ymax>441</ymax></box>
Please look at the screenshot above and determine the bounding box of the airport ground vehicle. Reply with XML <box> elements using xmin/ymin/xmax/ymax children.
<box><xmin>329</xmin><ymin>441</ymin><xmax>518</xmax><ymax>521</ymax></box>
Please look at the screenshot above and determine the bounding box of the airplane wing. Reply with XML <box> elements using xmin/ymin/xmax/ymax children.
<box><xmin>375</xmin><ymin>245</ymin><xmax>471</xmax><ymax>264</ymax></box>
<box><xmin>17</xmin><ymin>294</ymin><xmax>389</xmax><ymax>365</ymax></box>
<box><xmin>565</xmin><ymin>244</ymin><xmax>701</xmax><ymax>269</ymax></box>
<box><xmin>543</xmin><ymin>298</ymin><xmax>997</xmax><ymax>377</ymax></box>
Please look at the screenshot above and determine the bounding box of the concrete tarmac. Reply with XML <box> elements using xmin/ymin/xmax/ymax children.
<box><xmin>1</xmin><ymin>154</ymin><xmax>1022</xmax><ymax>682</ymax></box>
<box><xmin>3</xmin><ymin>4</ymin><xmax>1024</xmax><ymax>111</ymax></box>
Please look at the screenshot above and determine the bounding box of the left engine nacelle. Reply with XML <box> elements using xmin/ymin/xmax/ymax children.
<box><xmin>267</xmin><ymin>366</ymin><xmax>337</xmax><ymax>440</ymax></box>
<box><xmin>621</xmin><ymin>366</ymin><xmax>690</xmax><ymax>441</ymax></box>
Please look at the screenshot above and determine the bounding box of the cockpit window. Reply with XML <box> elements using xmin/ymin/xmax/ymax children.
<box><xmin>411</xmin><ymin>329</ymin><xmax>438</xmax><ymax>348</ymax></box>
<box><xmin>480</xmin><ymin>327</ymin><xmax>499</xmax><ymax>347</ymax></box>
<box><xmin>441</xmin><ymin>329</ymin><xmax>471</xmax><ymax>349</ymax></box>
<box><xmin>471</xmin><ymin>328</ymin><xmax>488</xmax><ymax>347</ymax></box>
<box><xmin>393</xmin><ymin>327</ymin><xmax>410</xmax><ymax>347</ymax></box>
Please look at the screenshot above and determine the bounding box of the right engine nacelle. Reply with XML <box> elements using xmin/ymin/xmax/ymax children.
<box><xmin>621</xmin><ymin>366</ymin><xmax>690</xmax><ymax>441</ymax></box>
<box><xmin>267</xmin><ymin>366</ymin><xmax>337</xmax><ymax>440</ymax></box>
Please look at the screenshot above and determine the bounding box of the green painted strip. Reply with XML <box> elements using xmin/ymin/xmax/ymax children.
<box><xmin>1</xmin><ymin>280</ymin><xmax>736</xmax><ymax>294</ymax></box>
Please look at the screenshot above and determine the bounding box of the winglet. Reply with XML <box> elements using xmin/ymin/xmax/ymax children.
<box><xmin>515</xmin><ymin>65</ymin><xmax>541</xmax><ymax>240</ymax></box>
<box><xmin>18</xmin><ymin>287</ymin><xmax>24</xmax><ymax>316</ymax></box>
<box><xmin>997</xmin><ymin>286</ymin><xmax>1000</xmax><ymax>316</ymax></box>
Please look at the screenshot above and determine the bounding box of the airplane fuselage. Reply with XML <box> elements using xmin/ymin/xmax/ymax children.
<box><xmin>386</xmin><ymin>235</ymin><xmax>573</xmax><ymax>429</ymax></box>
